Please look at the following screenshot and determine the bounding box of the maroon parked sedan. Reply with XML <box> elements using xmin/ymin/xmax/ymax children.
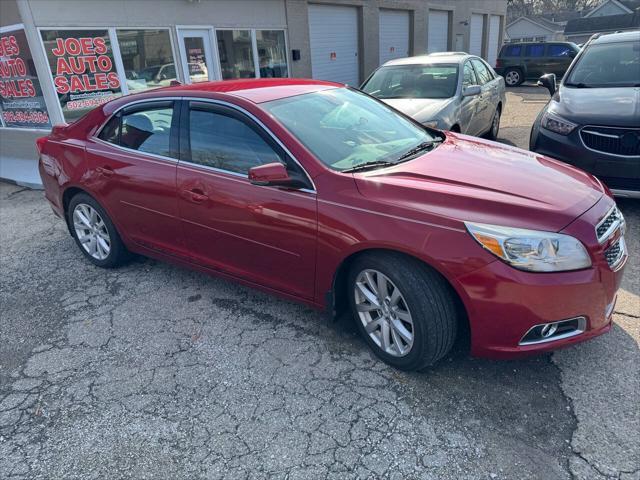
<box><xmin>37</xmin><ymin>79</ymin><xmax>627</xmax><ymax>371</ymax></box>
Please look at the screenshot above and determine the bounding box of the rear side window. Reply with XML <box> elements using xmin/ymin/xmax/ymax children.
<box><xmin>524</xmin><ymin>44</ymin><xmax>545</xmax><ymax>57</ymax></box>
<box><xmin>502</xmin><ymin>45</ymin><xmax>522</xmax><ymax>57</ymax></box>
<box><xmin>187</xmin><ymin>106</ymin><xmax>282</xmax><ymax>174</ymax></box>
<box><xmin>548</xmin><ymin>44</ymin><xmax>574</xmax><ymax>57</ymax></box>
<box><xmin>97</xmin><ymin>102</ymin><xmax>176</xmax><ymax>159</ymax></box>
<box><xmin>471</xmin><ymin>59</ymin><xmax>492</xmax><ymax>84</ymax></box>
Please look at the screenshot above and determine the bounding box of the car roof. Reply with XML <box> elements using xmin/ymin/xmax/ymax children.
<box><xmin>160</xmin><ymin>78</ymin><xmax>342</xmax><ymax>103</ymax></box>
<box><xmin>381</xmin><ymin>53</ymin><xmax>472</xmax><ymax>67</ymax></box>
<box><xmin>589</xmin><ymin>30</ymin><xmax>640</xmax><ymax>44</ymax></box>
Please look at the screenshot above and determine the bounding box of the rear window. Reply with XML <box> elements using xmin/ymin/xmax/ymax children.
<box><xmin>524</xmin><ymin>44</ymin><xmax>545</xmax><ymax>57</ymax></box>
<box><xmin>502</xmin><ymin>45</ymin><xmax>522</xmax><ymax>57</ymax></box>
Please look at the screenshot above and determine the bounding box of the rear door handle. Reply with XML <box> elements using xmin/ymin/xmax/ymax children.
<box><xmin>182</xmin><ymin>188</ymin><xmax>208</xmax><ymax>203</ymax></box>
<box><xmin>96</xmin><ymin>166</ymin><xmax>114</xmax><ymax>177</ymax></box>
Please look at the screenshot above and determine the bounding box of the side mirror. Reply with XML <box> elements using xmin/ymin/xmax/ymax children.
<box><xmin>537</xmin><ymin>73</ymin><xmax>557</xmax><ymax>96</ymax></box>
<box><xmin>248</xmin><ymin>162</ymin><xmax>307</xmax><ymax>189</ymax></box>
<box><xmin>462</xmin><ymin>85</ymin><xmax>481</xmax><ymax>97</ymax></box>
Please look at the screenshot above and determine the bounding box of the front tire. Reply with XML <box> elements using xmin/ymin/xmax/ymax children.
<box><xmin>485</xmin><ymin>107</ymin><xmax>501</xmax><ymax>140</ymax></box>
<box><xmin>348</xmin><ymin>252</ymin><xmax>458</xmax><ymax>371</ymax></box>
<box><xmin>68</xmin><ymin>193</ymin><xmax>130</xmax><ymax>268</ymax></box>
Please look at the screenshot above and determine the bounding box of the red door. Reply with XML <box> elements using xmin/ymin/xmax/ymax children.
<box><xmin>176</xmin><ymin>101</ymin><xmax>317</xmax><ymax>299</ymax></box>
<box><xmin>86</xmin><ymin>100</ymin><xmax>184</xmax><ymax>255</ymax></box>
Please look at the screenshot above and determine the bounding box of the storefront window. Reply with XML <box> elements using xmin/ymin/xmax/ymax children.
<box><xmin>256</xmin><ymin>30</ymin><xmax>288</xmax><ymax>78</ymax></box>
<box><xmin>116</xmin><ymin>29</ymin><xmax>177</xmax><ymax>92</ymax></box>
<box><xmin>0</xmin><ymin>27</ymin><xmax>51</xmax><ymax>128</ymax></box>
<box><xmin>216</xmin><ymin>30</ymin><xmax>255</xmax><ymax>79</ymax></box>
<box><xmin>40</xmin><ymin>29</ymin><xmax>122</xmax><ymax>122</ymax></box>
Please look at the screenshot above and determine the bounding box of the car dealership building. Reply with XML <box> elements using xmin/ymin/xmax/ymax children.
<box><xmin>0</xmin><ymin>0</ymin><xmax>507</xmax><ymax>186</ymax></box>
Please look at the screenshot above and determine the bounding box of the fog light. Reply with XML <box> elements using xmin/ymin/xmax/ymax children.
<box><xmin>519</xmin><ymin>317</ymin><xmax>586</xmax><ymax>346</ymax></box>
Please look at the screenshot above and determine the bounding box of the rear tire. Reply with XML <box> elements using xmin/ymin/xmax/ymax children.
<box><xmin>347</xmin><ymin>252</ymin><xmax>458</xmax><ymax>371</ymax></box>
<box><xmin>504</xmin><ymin>68</ymin><xmax>523</xmax><ymax>87</ymax></box>
<box><xmin>68</xmin><ymin>193</ymin><xmax>130</xmax><ymax>268</ymax></box>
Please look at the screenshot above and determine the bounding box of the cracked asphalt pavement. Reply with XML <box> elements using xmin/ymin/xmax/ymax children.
<box><xmin>1</xmin><ymin>87</ymin><xmax>638</xmax><ymax>479</ymax></box>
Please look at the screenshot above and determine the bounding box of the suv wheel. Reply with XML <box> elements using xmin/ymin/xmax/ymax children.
<box><xmin>504</xmin><ymin>68</ymin><xmax>523</xmax><ymax>87</ymax></box>
<box><xmin>348</xmin><ymin>252</ymin><xmax>458</xmax><ymax>371</ymax></box>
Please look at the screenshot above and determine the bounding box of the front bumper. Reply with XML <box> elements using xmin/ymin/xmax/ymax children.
<box><xmin>530</xmin><ymin>122</ymin><xmax>640</xmax><ymax>196</ymax></box>
<box><xmin>458</xmin><ymin>196</ymin><xmax>626</xmax><ymax>359</ymax></box>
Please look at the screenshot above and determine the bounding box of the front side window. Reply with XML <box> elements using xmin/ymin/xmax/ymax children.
<box><xmin>116</xmin><ymin>29</ymin><xmax>176</xmax><ymax>92</ymax></box>
<box><xmin>565</xmin><ymin>41</ymin><xmax>640</xmax><ymax>87</ymax></box>
<box><xmin>524</xmin><ymin>44</ymin><xmax>545</xmax><ymax>57</ymax></box>
<box><xmin>462</xmin><ymin>61</ymin><xmax>478</xmax><ymax>87</ymax></box>
<box><xmin>471</xmin><ymin>59</ymin><xmax>492</xmax><ymax>84</ymax></box>
<box><xmin>98</xmin><ymin>103</ymin><xmax>175</xmax><ymax>158</ymax></box>
<box><xmin>216</xmin><ymin>30</ymin><xmax>255</xmax><ymax>80</ymax></box>
<box><xmin>40</xmin><ymin>29</ymin><xmax>122</xmax><ymax>122</ymax></box>
<box><xmin>548</xmin><ymin>44</ymin><xmax>573</xmax><ymax>57</ymax></box>
<box><xmin>362</xmin><ymin>64</ymin><xmax>459</xmax><ymax>99</ymax></box>
<box><xmin>188</xmin><ymin>106</ymin><xmax>281</xmax><ymax>174</ymax></box>
<box><xmin>263</xmin><ymin>88</ymin><xmax>437</xmax><ymax>171</ymax></box>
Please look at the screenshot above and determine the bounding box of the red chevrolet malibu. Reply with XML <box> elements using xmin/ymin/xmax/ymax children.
<box><xmin>38</xmin><ymin>79</ymin><xmax>627</xmax><ymax>370</ymax></box>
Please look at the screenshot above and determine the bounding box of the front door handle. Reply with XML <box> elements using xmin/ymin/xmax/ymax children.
<box><xmin>182</xmin><ymin>188</ymin><xmax>208</xmax><ymax>203</ymax></box>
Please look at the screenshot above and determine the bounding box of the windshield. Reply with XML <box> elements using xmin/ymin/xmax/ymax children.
<box><xmin>361</xmin><ymin>64</ymin><xmax>459</xmax><ymax>99</ymax></box>
<box><xmin>565</xmin><ymin>40</ymin><xmax>640</xmax><ymax>87</ymax></box>
<box><xmin>262</xmin><ymin>88</ymin><xmax>438</xmax><ymax>171</ymax></box>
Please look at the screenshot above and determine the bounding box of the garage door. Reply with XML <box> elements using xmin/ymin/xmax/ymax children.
<box><xmin>470</xmin><ymin>14</ymin><xmax>484</xmax><ymax>57</ymax></box>
<box><xmin>428</xmin><ymin>10</ymin><xmax>449</xmax><ymax>53</ymax></box>
<box><xmin>379</xmin><ymin>9</ymin><xmax>410</xmax><ymax>65</ymax></box>
<box><xmin>487</xmin><ymin>15</ymin><xmax>501</xmax><ymax>67</ymax></box>
<box><xmin>308</xmin><ymin>4</ymin><xmax>359</xmax><ymax>85</ymax></box>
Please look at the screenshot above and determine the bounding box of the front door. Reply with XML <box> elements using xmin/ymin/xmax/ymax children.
<box><xmin>177</xmin><ymin>29</ymin><xmax>217</xmax><ymax>83</ymax></box>
<box><xmin>460</xmin><ymin>60</ymin><xmax>482</xmax><ymax>136</ymax></box>
<box><xmin>176</xmin><ymin>100</ymin><xmax>318</xmax><ymax>300</ymax></box>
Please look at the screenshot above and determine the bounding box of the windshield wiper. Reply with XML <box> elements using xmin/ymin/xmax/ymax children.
<box><xmin>341</xmin><ymin>160</ymin><xmax>398</xmax><ymax>173</ymax></box>
<box><xmin>564</xmin><ymin>82</ymin><xmax>592</xmax><ymax>88</ymax></box>
<box><xmin>395</xmin><ymin>141</ymin><xmax>440</xmax><ymax>162</ymax></box>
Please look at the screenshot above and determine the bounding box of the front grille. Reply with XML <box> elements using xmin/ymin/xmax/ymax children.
<box><xmin>580</xmin><ymin>126</ymin><xmax>640</xmax><ymax>157</ymax></box>
<box><xmin>595</xmin><ymin>206</ymin><xmax>625</xmax><ymax>243</ymax></box>
<box><xmin>605</xmin><ymin>238</ymin><xmax>626</xmax><ymax>270</ymax></box>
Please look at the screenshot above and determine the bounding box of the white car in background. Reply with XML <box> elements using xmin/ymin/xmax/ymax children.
<box><xmin>127</xmin><ymin>63</ymin><xmax>208</xmax><ymax>91</ymax></box>
<box><xmin>361</xmin><ymin>52</ymin><xmax>506</xmax><ymax>139</ymax></box>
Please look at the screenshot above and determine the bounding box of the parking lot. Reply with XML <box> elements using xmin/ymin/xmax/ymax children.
<box><xmin>1</xmin><ymin>86</ymin><xmax>638</xmax><ymax>480</ymax></box>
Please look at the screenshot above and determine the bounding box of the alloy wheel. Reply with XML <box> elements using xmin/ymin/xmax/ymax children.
<box><xmin>73</xmin><ymin>203</ymin><xmax>111</xmax><ymax>260</ymax></box>
<box><xmin>492</xmin><ymin>111</ymin><xmax>500</xmax><ymax>137</ymax></box>
<box><xmin>354</xmin><ymin>269</ymin><xmax>414</xmax><ymax>357</ymax></box>
<box><xmin>505</xmin><ymin>70</ymin><xmax>520</xmax><ymax>86</ymax></box>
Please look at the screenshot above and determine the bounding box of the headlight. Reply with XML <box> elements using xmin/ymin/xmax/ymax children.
<box><xmin>423</xmin><ymin>120</ymin><xmax>438</xmax><ymax>128</ymax></box>
<box><xmin>541</xmin><ymin>111</ymin><xmax>577</xmax><ymax>135</ymax></box>
<box><xmin>465</xmin><ymin>222</ymin><xmax>591</xmax><ymax>272</ymax></box>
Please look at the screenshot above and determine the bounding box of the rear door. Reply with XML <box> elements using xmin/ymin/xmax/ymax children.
<box><xmin>86</xmin><ymin>100</ymin><xmax>183</xmax><ymax>254</ymax></box>
<box><xmin>176</xmin><ymin>100</ymin><xmax>318</xmax><ymax>299</ymax></box>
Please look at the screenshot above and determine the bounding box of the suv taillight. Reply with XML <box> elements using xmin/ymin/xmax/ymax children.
<box><xmin>36</xmin><ymin>136</ymin><xmax>47</xmax><ymax>154</ymax></box>
<box><xmin>495</xmin><ymin>59</ymin><xmax>503</xmax><ymax>68</ymax></box>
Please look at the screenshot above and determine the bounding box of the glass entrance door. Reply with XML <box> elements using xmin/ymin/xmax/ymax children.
<box><xmin>177</xmin><ymin>29</ymin><xmax>216</xmax><ymax>83</ymax></box>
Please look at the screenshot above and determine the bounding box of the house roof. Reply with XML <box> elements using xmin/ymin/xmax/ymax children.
<box><xmin>506</xmin><ymin>16</ymin><xmax>564</xmax><ymax>32</ymax></box>
<box><xmin>564</xmin><ymin>11</ymin><xmax>640</xmax><ymax>34</ymax></box>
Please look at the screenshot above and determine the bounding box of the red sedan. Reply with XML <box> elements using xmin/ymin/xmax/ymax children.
<box><xmin>37</xmin><ymin>79</ymin><xmax>627</xmax><ymax>371</ymax></box>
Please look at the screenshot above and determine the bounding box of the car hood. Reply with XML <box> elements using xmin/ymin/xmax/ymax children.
<box><xmin>381</xmin><ymin>97</ymin><xmax>454</xmax><ymax>123</ymax></box>
<box><xmin>551</xmin><ymin>85</ymin><xmax>640</xmax><ymax>127</ymax></box>
<box><xmin>354</xmin><ymin>133</ymin><xmax>603</xmax><ymax>232</ymax></box>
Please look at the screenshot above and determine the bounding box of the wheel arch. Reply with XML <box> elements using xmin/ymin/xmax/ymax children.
<box><xmin>329</xmin><ymin>247</ymin><xmax>471</xmax><ymax>346</ymax></box>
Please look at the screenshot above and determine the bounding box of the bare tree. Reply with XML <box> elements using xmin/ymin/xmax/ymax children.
<box><xmin>508</xmin><ymin>0</ymin><xmax>601</xmax><ymax>20</ymax></box>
